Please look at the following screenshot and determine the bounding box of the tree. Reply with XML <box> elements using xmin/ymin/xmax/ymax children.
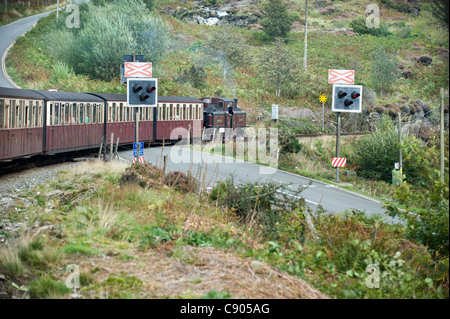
<box><xmin>260</xmin><ymin>0</ymin><xmax>293</xmax><ymax>41</ymax></box>
<box><xmin>370</xmin><ymin>48</ymin><xmax>398</xmax><ymax>94</ymax></box>
<box><xmin>258</xmin><ymin>39</ymin><xmax>301</xmax><ymax>98</ymax></box>
<box><xmin>64</xmin><ymin>0</ymin><xmax>169</xmax><ymax>81</ymax></box>
<box><xmin>205</xmin><ymin>27</ymin><xmax>251</xmax><ymax>80</ymax></box>
<box><xmin>429</xmin><ymin>0</ymin><xmax>449</xmax><ymax>29</ymax></box>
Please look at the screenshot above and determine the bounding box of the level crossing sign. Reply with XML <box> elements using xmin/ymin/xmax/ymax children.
<box><xmin>328</xmin><ymin>69</ymin><xmax>355</xmax><ymax>84</ymax></box>
<box><xmin>124</xmin><ymin>62</ymin><xmax>152</xmax><ymax>78</ymax></box>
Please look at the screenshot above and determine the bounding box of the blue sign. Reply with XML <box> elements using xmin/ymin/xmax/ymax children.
<box><xmin>133</xmin><ymin>142</ymin><xmax>144</xmax><ymax>157</ymax></box>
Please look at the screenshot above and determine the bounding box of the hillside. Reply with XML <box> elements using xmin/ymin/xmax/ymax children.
<box><xmin>5</xmin><ymin>0</ymin><xmax>449</xmax><ymax>125</ymax></box>
<box><xmin>1</xmin><ymin>0</ymin><xmax>448</xmax><ymax>301</ymax></box>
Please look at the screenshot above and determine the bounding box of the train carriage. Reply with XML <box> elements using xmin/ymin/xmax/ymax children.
<box><xmin>33</xmin><ymin>90</ymin><xmax>105</xmax><ymax>155</ymax></box>
<box><xmin>0</xmin><ymin>86</ymin><xmax>245</xmax><ymax>164</ymax></box>
<box><xmin>0</xmin><ymin>87</ymin><xmax>45</xmax><ymax>161</ymax></box>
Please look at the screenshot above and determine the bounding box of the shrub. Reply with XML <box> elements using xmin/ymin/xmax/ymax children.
<box><xmin>260</xmin><ymin>0</ymin><xmax>293</xmax><ymax>41</ymax></box>
<box><xmin>351</xmin><ymin>114</ymin><xmax>403</xmax><ymax>181</ymax></box>
<box><xmin>350</xmin><ymin>18</ymin><xmax>391</xmax><ymax>37</ymax></box>
<box><xmin>370</xmin><ymin>48</ymin><xmax>399</xmax><ymax>94</ymax></box>
<box><xmin>29</xmin><ymin>277</ymin><xmax>71</xmax><ymax>299</ymax></box>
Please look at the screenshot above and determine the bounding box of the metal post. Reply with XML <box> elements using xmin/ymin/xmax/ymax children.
<box><xmin>303</xmin><ymin>0</ymin><xmax>308</xmax><ymax>73</ymax></box>
<box><xmin>336</xmin><ymin>111</ymin><xmax>340</xmax><ymax>183</ymax></box>
<box><xmin>135</xmin><ymin>107</ymin><xmax>139</xmax><ymax>162</ymax></box>
<box><xmin>322</xmin><ymin>102</ymin><xmax>324</xmax><ymax>131</ymax></box>
<box><xmin>441</xmin><ymin>88</ymin><xmax>445</xmax><ymax>182</ymax></box>
<box><xmin>56</xmin><ymin>0</ymin><xmax>59</xmax><ymax>19</ymax></box>
<box><xmin>398</xmin><ymin>113</ymin><xmax>402</xmax><ymax>182</ymax></box>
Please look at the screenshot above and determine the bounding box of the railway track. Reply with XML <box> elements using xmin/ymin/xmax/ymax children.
<box><xmin>0</xmin><ymin>150</ymin><xmax>97</xmax><ymax>177</ymax></box>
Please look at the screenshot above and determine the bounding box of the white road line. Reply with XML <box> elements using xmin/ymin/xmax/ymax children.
<box><xmin>277</xmin><ymin>190</ymin><xmax>319</xmax><ymax>206</ymax></box>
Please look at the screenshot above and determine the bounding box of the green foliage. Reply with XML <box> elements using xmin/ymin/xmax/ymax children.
<box><xmin>260</xmin><ymin>0</ymin><xmax>293</xmax><ymax>41</ymax></box>
<box><xmin>44</xmin><ymin>0</ymin><xmax>170</xmax><ymax>81</ymax></box>
<box><xmin>350</xmin><ymin>18</ymin><xmax>391</xmax><ymax>37</ymax></box>
<box><xmin>201</xmin><ymin>289</ymin><xmax>231</xmax><ymax>299</ymax></box>
<box><xmin>370</xmin><ymin>48</ymin><xmax>399</xmax><ymax>94</ymax></box>
<box><xmin>29</xmin><ymin>277</ymin><xmax>71</xmax><ymax>299</ymax></box>
<box><xmin>139</xmin><ymin>225</ymin><xmax>180</xmax><ymax>248</ymax></box>
<box><xmin>174</xmin><ymin>64</ymin><xmax>207</xmax><ymax>89</ymax></box>
<box><xmin>386</xmin><ymin>134</ymin><xmax>449</xmax><ymax>262</ymax></box>
<box><xmin>63</xmin><ymin>242</ymin><xmax>102</xmax><ymax>256</ymax></box>
<box><xmin>209</xmin><ymin>178</ymin><xmax>307</xmax><ymax>242</ymax></box>
<box><xmin>351</xmin><ymin>115</ymin><xmax>402</xmax><ymax>181</ymax></box>
<box><xmin>258</xmin><ymin>39</ymin><xmax>302</xmax><ymax>98</ymax></box>
<box><xmin>279</xmin><ymin>131</ymin><xmax>302</xmax><ymax>155</ymax></box>
<box><xmin>410</xmin><ymin>10</ymin><xmax>449</xmax><ymax>47</ymax></box>
<box><xmin>142</xmin><ymin>0</ymin><xmax>156</xmax><ymax>11</ymax></box>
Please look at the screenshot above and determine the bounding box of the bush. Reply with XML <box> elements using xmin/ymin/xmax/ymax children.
<box><xmin>209</xmin><ymin>178</ymin><xmax>307</xmax><ymax>242</ymax></box>
<box><xmin>351</xmin><ymin>115</ymin><xmax>403</xmax><ymax>181</ymax></box>
<box><xmin>29</xmin><ymin>277</ymin><xmax>71</xmax><ymax>299</ymax></box>
<box><xmin>350</xmin><ymin>18</ymin><xmax>391</xmax><ymax>37</ymax></box>
<box><xmin>370</xmin><ymin>48</ymin><xmax>399</xmax><ymax>94</ymax></box>
<box><xmin>44</xmin><ymin>0</ymin><xmax>170</xmax><ymax>81</ymax></box>
<box><xmin>386</xmin><ymin>133</ymin><xmax>449</xmax><ymax>262</ymax></box>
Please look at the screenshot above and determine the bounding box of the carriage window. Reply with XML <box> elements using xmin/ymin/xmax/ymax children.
<box><xmin>29</xmin><ymin>101</ymin><xmax>34</xmax><ymax>127</ymax></box>
<box><xmin>112</xmin><ymin>103</ymin><xmax>116</xmax><ymax>122</ymax></box>
<box><xmin>85</xmin><ymin>104</ymin><xmax>91</xmax><ymax>124</ymax></box>
<box><xmin>35</xmin><ymin>102</ymin><xmax>39</xmax><ymax>127</ymax></box>
<box><xmin>175</xmin><ymin>105</ymin><xmax>179</xmax><ymax>120</ymax></box>
<box><xmin>91</xmin><ymin>104</ymin><xmax>97</xmax><ymax>123</ymax></box>
<box><xmin>117</xmin><ymin>103</ymin><xmax>122</xmax><ymax>122</ymax></box>
<box><xmin>79</xmin><ymin>103</ymin><xmax>84</xmax><ymax>124</ymax></box>
<box><xmin>17</xmin><ymin>101</ymin><xmax>23</xmax><ymax>128</ymax></box>
<box><xmin>199</xmin><ymin>104</ymin><xmax>203</xmax><ymax>120</ymax></box>
<box><xmin>218</xmin><ymin>101</ymin><xmax>224</xmax><ymax>110</ymax></box>
<box><xmin>62</xmin><ymin>103</ymin><xmax>68</xmax><ymax>125</ymax></box>
<box><xmin>52</xmin><ymin>103</ymin><xmax>59</xmax><ymax>125</ymax></box>
<box><xmin>72</xmin><ymin>103</ymin><xmax>77</xmax><ymax>125</ymax></box>
<box><xmin>0</xmin><ymin>99</ymin><xmax>4</xmax><ymax>129</ymax></box>
<box><xmin>25</xmin><ymin>104</ymin><xmax>30</xmax><ymax>127</ymax></box>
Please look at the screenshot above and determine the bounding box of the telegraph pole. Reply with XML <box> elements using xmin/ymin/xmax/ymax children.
<box><xmin>398</xmin><ymin>113</ymin><xmax>403</xmax><ymax>184</ymax></box>
<box><xmin>441</xmin><ymin>88</ymin><xmax>445</xmax><ymax>182</ymax></box>
<box><xmin>335</xmin><ymin>111</ymin><xmax>340</xmax><ymax>183</ymax></box>
<box><xmin>303</xmin><ymin>0</ymin><xmax>308</xmax><ymax>73</ymax></box>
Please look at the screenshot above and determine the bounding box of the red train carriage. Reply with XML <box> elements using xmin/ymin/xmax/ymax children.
<box><xmin>0</xmin><ymin>88</ymin><xmax>45</xmax><ymax>161</ymax></box>
<box><xmin>1</xmin><ymin>86</ymin><xmax>245</xmax><ymax>165</ymax></box>
<box><xmin>34</xmin><ymin>90</ymin><xmax>105</xmax><ymax>155</ymax></box>
<box><xmin>92</xmin><ymin>93</ymin><xmax>204</xmax><ymax>145</ymax></box>
<box><xmin>156</xmin><ymin>96</ymin><xmax>204</xmax><ymax>142</ymax></box>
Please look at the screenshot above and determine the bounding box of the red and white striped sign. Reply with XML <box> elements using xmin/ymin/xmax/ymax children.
<box><xmin>133</xmin><ymin>157</ymin><xmax>145</xmax><ymax>163</ymax></box>
<box><xmin>332</xmin><ymin>157</ymin><xmax>347</xmax><ymax>167</ymax></box>
<box><xmin>125</xmin><ymin>62</ymin><xmax>152</xmax><ymax>78</ymax></box>
<box><xmin>328</xmin><ymin>69</ymin><xmax>355</xmax><ymax>84</ymax></box>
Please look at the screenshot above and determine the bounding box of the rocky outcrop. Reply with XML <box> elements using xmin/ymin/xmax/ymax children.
<box><xmin>169</xmin><ymin>0</ymin><xmax>261</xmax><ymax>28</ymax></box>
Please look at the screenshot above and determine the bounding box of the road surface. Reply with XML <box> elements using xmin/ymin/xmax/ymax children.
<box><xmin>118</xmin><ymin>144</ymin><xmax>398</xmax><ymax>223</ymax></box>
<box><xmin>1</xmin><ymin>10</ymin><xmax>54</xmax><ymax>88</ymax></box>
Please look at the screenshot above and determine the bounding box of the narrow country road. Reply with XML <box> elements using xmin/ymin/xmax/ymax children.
<box><xmin>119</xmin><ymin>145</ymin><xmax>398</xmax><ymax>223</ymax></box>
<box><xmin>0</xmin><ymin>10</ymin><xmax>54</xmax><ymax>88</ymax></box>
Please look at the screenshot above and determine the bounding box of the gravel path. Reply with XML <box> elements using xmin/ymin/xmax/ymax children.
<box><xmin>0</xmin><ymin>162</ymin><xmax>82</xmax><ymax>197</ymax></box>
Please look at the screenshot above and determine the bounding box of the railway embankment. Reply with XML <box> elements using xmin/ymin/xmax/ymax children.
<box><xmin>0</xmin><ymin>160</ymin><xmax>444</xmax><ymax>299</ymax></box>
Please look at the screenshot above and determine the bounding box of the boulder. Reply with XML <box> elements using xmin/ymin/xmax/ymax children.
<box><xmin>418</xmin><ymin>55</ymin><xmax>432</xmax><ymax>66</ymax></box>
<box><xmin>319</xmin><ymin>5</ymin><xmax>338</xmax><ymax>15</ymax></box>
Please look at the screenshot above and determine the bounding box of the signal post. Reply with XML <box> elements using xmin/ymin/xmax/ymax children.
<box><xmin>329</xmin><ymin>69</ymin><xmax>362</xmax><ymax>183</ymax></box>
<box><xmin>124</xmin><ymin>57</ymin><xmax>157</xmax><ymax>163</ymax></box>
